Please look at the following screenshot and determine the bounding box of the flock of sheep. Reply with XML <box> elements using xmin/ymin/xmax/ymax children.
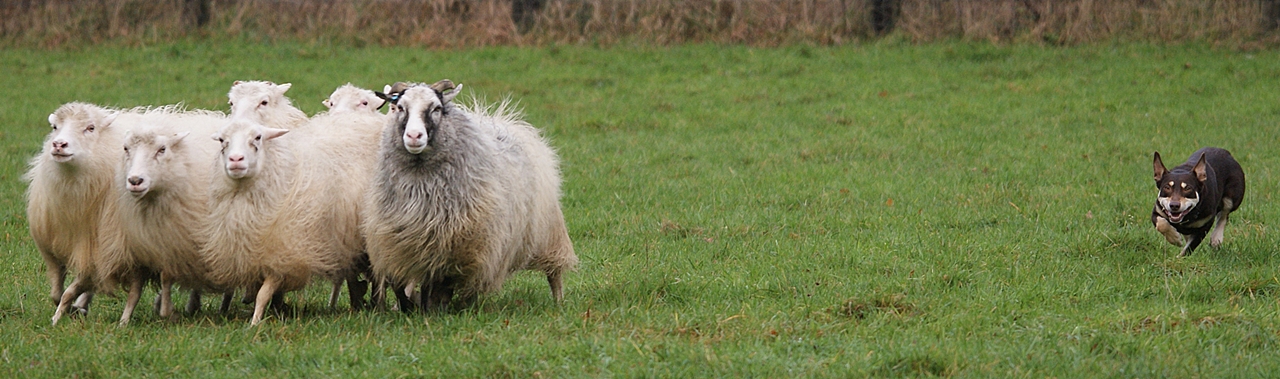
<box><xmin>25</xmin><ymin>80</ymin><xmax>579</xmax><ymax>326</ymax></box>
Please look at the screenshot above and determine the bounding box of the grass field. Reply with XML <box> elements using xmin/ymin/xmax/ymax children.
<box><xmin>2</xmin><ymin>40</ymin><xmax>1280</xmax><ymax>377</ymax></box>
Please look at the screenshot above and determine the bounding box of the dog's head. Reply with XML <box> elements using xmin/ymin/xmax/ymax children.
<box><xmin>1153</xmin><ymin>151</ymin><xmax>1208</xmax><ymax>223</ymax></box>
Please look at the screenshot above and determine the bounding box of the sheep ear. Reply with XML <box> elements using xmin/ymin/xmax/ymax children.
<box><xmin>375</xmin><ymin>98</ymin><xmax>388</xmax><ymax>111</ymax></box>
<box><xmin>234</xmin><ymin>80</ymin><xmax>243</xmax><ymax>86</ymax></box>
<box><xmin>278</xmin><ymin>83</ymin><xmax>292</xmax><ymax>93</ymax></box>
<box><xmin>171</xmin><ymin>131</ymin><xmax>190</xmax><ymax>144</ymax></box>
<box><xmin>322</xmin><ymin>99</ymin><xmax>333</xmax><ymax>108</ymax></box>
<box><xmin>48</xmin><ymin>113</ymin><xmax>58</xmax><ymax>126</ymax></box>
<box><xmin>101</xmin><ymin>112</ymin><xmax>118</xmax><ymax>129</ymax></box>
<box><xmin>383</xmin><ymin>84</ymin><xmax>392</xmax><ymax>93</ymax></box>
<box><xmin>442</xmin><ymin>84</ymin><xmax>462</xmax><ymax>104</ymax></box>
<box><xmin>263</xmin><ymin>128</ymin><xmax>289</xmax><ymax>140</ymax></box>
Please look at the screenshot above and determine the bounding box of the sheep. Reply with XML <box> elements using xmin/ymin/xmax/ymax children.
<box><xmin>100</xmin><ymin>111</ymin><xmax>233</xmax><ymax>326</ymax></box>
<box><xmin>202</xmin><ymin>110</ymin><xmax>384</xmax><ymax>325</ymax></box>
<box><xmin>321</xmin><ymin>84</ymin><xmax>387</xmax><ymax>115</ymax></box>
<box><xmin>27</xmin><ymin>102</ymin><xmax>130</xmax><ymax>325</ymax></box>
<box><xmin>363</xmin><ymin>81</ymin><xmax>577</xmax><ymax>312</ymax></box>
<box><xmin>227</xmin><ymin>80</ymin><xmax>308</xmax><ymax>129</ymax></box>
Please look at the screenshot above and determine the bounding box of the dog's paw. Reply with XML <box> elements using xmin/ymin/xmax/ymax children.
<box><xmin>1210</xmin><ymin>234</ymin><xmax>1224</xmax><ymax>248</ymax></box>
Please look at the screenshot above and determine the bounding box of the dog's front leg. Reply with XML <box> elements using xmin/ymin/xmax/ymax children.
<box><xmin>1180</xmin><ymin>231</ymin><xmax>1207</xmax><ymax>257</ymax></box>
<box><xmin>1157</xmin><ymin>217</ymin><xmax>1182</xmax><ymax>247</ymax></box>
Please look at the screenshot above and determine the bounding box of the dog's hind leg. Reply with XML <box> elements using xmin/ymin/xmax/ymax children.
<box><xmin>1154</xmin><ymin>217</ymin><xmax>1183</xmax><ymax>246</ymax></box>
<box><xmin>1210</xmin><ymin>210</ymin><xmax>1231</xmax><ymax>248</ymax></box>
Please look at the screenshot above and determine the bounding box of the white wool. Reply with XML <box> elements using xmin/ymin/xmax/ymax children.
<box><xmin>227</xmin><ymin>80</ymin><xmax>308</xmax><ymax>129</ymax></box>
<box><xmin>321</xmin><ymin>83</ymin><xmax>387</xmax><ymax>116</ymax></box>
<box><xmin>202</xmin><ymin>110</ymin><xmax>384</xmax><ymax>325</ymax></box>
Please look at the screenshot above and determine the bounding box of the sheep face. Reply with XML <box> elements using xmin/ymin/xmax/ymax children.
<box><xmin>121</xmin><ymin>130</ymin><xmax>190</xmax><ymax>198</ymax></box>
<box><xmin>228</xmin><ymin>80</ymin><xmax>294</xmax><ymax>123</ymax></box>
<box><xmin>44</xmin><ymin>104</ymin><xmax>118</xmax><ymax>164</ymax></box>
<box><xmin>323</xmin><ymin>84</ymin><xmax>385</xmax><ymax>115</ymax></box>
<box><xmin>390</xmin><ymin>84</ymin><xmax>461</xmax><ymax>155</ymax></box>
<box><xmin>213</xmin><ymin>120</ymin><xmax>288</xmax><ymax>180</ymax></box>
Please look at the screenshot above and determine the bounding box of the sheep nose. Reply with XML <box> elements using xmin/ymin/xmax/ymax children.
<box><xmin>228</xmin><ymin>154</ymin><xmax>245</xmax><ymax>163</ymax></box>
<box><xmin>51</xmin><ymin>140</ymin><xmax>68</xmax><ymax>150</ymax></box>
<box><xmin>405</xmin><ymin>131</ymin><xmax>423</xmax><ymax>141</ymax></box>
<box><xmin>127</xmin><ymin>176</ymin><xmax>144</xmax><ymax>186</ymax></box>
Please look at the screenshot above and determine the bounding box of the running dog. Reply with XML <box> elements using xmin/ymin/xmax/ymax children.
<box><xmin>1151</xmin><ymin>147</ymin><xmax>1245</xmax><ymax>256</ymax></box>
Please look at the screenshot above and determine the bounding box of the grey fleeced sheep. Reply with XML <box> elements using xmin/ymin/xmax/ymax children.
<box><xmin>363</xmin><ymin>81</ymin><xmax>577</xmax><ymax>311</ymax></box>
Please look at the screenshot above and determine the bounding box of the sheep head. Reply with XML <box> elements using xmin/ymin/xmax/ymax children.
<box><xmin>212</xmin><ymin>119</ymin><xmax>288</xmax><ymax>180</ymax></box>
<box><xmin>323</xmin><ymin>84</ymin><xmax>385</xmax><ymax>115</ymax></box>
<box><xmin>44</xmin><ymin>102</ymin><xmax>118</xmax><ymax>164</ymax></box>
<box><xmin>228</xmin><ymin>80</ymin><xmax>296</xmax><ymax>122</ymax></box>
<box><xmin>121</xmin><ymin>127</ymin><xmax>190</xmax><ymax>198</ymax></box>
<box><xmin>388</xmin><ymin>82</ymin><xmax>462</xmax><ymax>155</ymax></box>
<box><xmin>375</xmin><ymin>80</ymin><xmax>454</xmax><ymax>110</ymax></box>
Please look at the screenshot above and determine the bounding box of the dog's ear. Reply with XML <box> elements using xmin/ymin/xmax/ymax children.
<box><xmin>1153</xmin><ymin>151</ymin><xmax>1167</xmax><ymax>182</ymax></box>
<box><xmin>1192</xmin><ymin>153</ymin><xmax>1208</xmax><ymax>182</ymax></box>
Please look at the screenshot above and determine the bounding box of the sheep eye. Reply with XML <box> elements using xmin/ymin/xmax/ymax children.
<box><xmin>254</xmin><ymin>135</ymin><xmax>262</xmax><ymax>141</ymax></box>
<box><xmin>361</xmin><ymin>100</ymin><xmax>369</xmax><ymax>106</ymax></box>
<box><xmin>123</xmin><ymin>146</ymin><xmax>129</xmax><ymax>153</ymax></box>
<box><xmin>157</xmin><ymin>147</ymin><xmax>166</xmax><ymax>155</ymax></box>
<box><xmin>85</xmin><ymin>124</ymin><xmax>95</xmax><ymax>133</ymax></box>
<box><xmin>260</xmin><ymin>100</ymin><xmax>269</xmax><ymax>107</ymax></box>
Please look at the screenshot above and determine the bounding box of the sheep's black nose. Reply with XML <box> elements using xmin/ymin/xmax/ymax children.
<box><xmin>128</xmin><ymin>176</ymin><xmax>144</xmax><ymax>186</ymax></box>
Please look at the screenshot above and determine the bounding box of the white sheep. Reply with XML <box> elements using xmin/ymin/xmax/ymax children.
<box><xmin>363</xmin><ymin>82</ymin><xmax>577</xmax><ymax>311</ymax></box>
<box><xmin>321</xmin><ymin>84</ymin><xmax>387</xmax><ymax>115</ymax></box>
<box><xmin>227</xmin><ymin>80</ymin><xmax>308</xmax><ymax>129</ymax></box>
<box><xmin>202</xmin><ymin>110</ymin><xmax>384</xmax><ymax>325</ymax></box>
<box><xmin>27</xmin><ymin>102</ymin><xmax>129</xmax><ymax>325</ymax></box>
<box><xmin>100</xmin><ymin>111</ymin><xmax>232</xmax><ymax>326</ymax></box>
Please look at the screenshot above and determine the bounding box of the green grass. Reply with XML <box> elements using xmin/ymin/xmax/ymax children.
<box><xmin>3</xmin><ymin>40</ymin><xmax>1280</xmax><ymax>377</ymax></box>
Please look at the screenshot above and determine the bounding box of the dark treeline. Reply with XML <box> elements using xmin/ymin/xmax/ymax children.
<box><xmin>3</xmin><ymin>0</ymin><xmax>1279</xmax><ymax>48</ymax></box>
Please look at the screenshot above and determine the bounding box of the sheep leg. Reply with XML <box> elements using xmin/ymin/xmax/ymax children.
<box><xmin>42</xmin><ymin>253</ymin><xmax>66</xmax><ymax>306</ymax></box>
<box><xmin>403</xmin><ymin>279</ymin><xmax>423</xmax><ymax>313</ymax></box>
<box><xmin>118</xmin><ymin>273</ymin><xmax>144</xmax><ymax>327</ymax></box>
<box><xmin>50</xmin><ymin>276</ymin><xmax>87</xmax><ymax>326</ymax></box>
<box><xmin>371</xmin><ymin>279</ymin><xmax>387</xmax><ymax>311</ymax></box>
<box><xmin>251</xmin><ymin>277</ymin><xmax>281</xmax><ymax>326</ymax></box>
<box><xmin>219</xmin><ymin>290</ymin><xmax>234</xmax><ymax>314</ymax></box>
<box><xmin>185</xmin><ymin>289</ymin><xmax>203</xmax><ymax>316</ymax></box>
<box><xmin>158</xmin><ymin>273</ymin><xmax>175</xmax><ymax>320</ymax></box>
<box><xmin>424</xmin><ymin>277</ymin><xmax>454</xmax><ymax>312</ymax></box>
<box><xmin>242</xmin><ymin>282</ymin><xmax>260</xmax><ymax>304</ymax></box>
<box><xmin>72</xmin><ymin>291</ymin><xmax>94</xmax><ymax>315</ymax></box>
<box><xmin>328</xmin><ymin>281</ymin><xmax>342</xmax><ymax>310</ymax></box>
<box><xmin>547</xmin><ymin>270</ymin><xmax>564</xmax><ymax>303</ymax></box>
<box><xmin>391</xmin><ymin>280</ymin><xmax>413</xmax><ymax>313</ymax></box>
<box><xmin>347</xmin><ymin>275</ymin><xmax>369</xmax><ymax>311</ymax></box>
<box><xmin>270</xmin><ymin>289</ymin><xmax>291</xmax><ymax>313</ymax></box>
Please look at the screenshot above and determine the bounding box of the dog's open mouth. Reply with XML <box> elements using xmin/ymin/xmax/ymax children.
<box><xmin>1167</xmin><ymin>209</ymin><xmax>1186</xmax><ymax>223</ymax></box>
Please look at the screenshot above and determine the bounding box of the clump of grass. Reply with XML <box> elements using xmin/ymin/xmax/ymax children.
<box><xmin>836</xmin><ymin>292</ymin><xmax>918</xmax><ymax>320</ymax></box>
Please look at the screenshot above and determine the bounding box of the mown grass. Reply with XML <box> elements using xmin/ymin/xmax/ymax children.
<box><xmin>1</xmin><ymin>40</ymin><xmax>1279</xmax><ymax>377</ymax></box>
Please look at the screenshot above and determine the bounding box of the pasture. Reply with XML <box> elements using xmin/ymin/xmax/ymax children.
<box><xmin>1</xmin><ymin>40</ymin><xmax>1279</xmax><ymax>377</ymax></box>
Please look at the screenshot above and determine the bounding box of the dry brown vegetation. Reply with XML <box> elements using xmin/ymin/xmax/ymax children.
<box><xmin>2</xmin><ymin>0</ymin><xmax>1279</xmax><ymax>48</ymax></box>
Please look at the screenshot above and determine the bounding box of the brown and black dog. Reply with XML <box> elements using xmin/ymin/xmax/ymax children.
<box><xmin>1151</xmin><ymin>147</ymin><xmax>1245</xmax><ymax>256</ymax></box>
